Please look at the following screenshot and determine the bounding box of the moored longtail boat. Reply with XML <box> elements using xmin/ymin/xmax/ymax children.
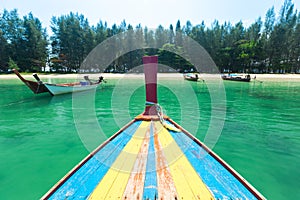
<box><xmin>13</xmin><ymin>69</ymin><xmax>103</xmax><ymax>96</ymax></box>
<box><xmin>221</xmin><ymin>74</ymin><xmax>251</xmax><ymax>82</ymax></box>
<box><xmin>183</xmin><ymin>73</ymin><xmax>199</xmax><ymax>81</ymax></box>
<box><xmin>42</xmin><ymin>56</ymin><xmax>265</xmax><ymax>200</ymax></box>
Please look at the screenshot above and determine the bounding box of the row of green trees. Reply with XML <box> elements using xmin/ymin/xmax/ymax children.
<box><xmin>0</xmin><ymin>10</ymin><xmax>48</xmax><ymax>72</ymax></box>
<box><xmin>0</xmin><ymin>0</ymin><xmax>299</xmax><ymax>73</ymax></box>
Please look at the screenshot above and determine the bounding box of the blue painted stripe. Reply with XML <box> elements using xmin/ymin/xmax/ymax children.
<box><xmin>49</xmin><ymin>120</ymin><xmax>142</xmax><ymax>200</ymax></box>
<box><xmin>143</xmin><ymin>121</ymin><xmax>158</xmax><ymax>199</ymax></box>
<box><xmin>166</xmin><ymin>120</ymin><xmax>257</xmax><ymax>200</ymax></box>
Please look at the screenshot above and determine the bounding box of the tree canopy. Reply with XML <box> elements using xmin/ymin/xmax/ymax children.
<box><xmin>0</xmin><ymin>0</ymin><xmax>299</xmax><ymax>73</ymax></box>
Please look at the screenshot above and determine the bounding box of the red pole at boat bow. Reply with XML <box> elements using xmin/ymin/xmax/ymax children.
<box><xmin>142</xmin><ymin>56</ymin><xmax>158</xmax><ymax>116</ymax></box>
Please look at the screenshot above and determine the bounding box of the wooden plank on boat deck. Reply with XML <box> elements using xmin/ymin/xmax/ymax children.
<box><xmin>88</xmin><ymin>121</ymin><xmax>149</xmax><ymax>199</ymax></box>
<box><xmin>47</xmin><ymin>121</ymin><xmax>142</xmax><ymax>199</ymax></box>
<box><xmin>155</xmin><ymin>121</ymin><xmax>214</xmax><ymax>200</ymax></box>
<box><xmin>153</xmin><ymin>121</ymin><xmax>178</xmax><ymax>199</ymax></box>
<box><xmin>121</xmin><ymin>122</ymin><xmax>150</xmax><ymax>199</ymax></box>
<box><xmin>168</xmin><ymin>121</ymin><xmax>256</xmax><ymax>199</ymax></box>
<box><xmin>142</xmin><ymin>121</ymin><xmax>158</xmax><ymax>199</ymax></box>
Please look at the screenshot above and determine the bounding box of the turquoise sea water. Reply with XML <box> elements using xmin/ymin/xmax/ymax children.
<box><xmin>0</xmin><ymin>76</ymin><xmax>299</xmax><ymax>199</ymax></box>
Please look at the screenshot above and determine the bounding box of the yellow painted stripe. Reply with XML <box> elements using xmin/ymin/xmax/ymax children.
<box><xmin>89</xmin><ymin>121</ymin><xmax>150</xmax><ymax>200</ymax></box>
<box><xmin>155</xmin><ymin>121</ymin><xmax>214</xmax><ymax>200</ymax></box>
<box><xmin>122</xmin><ymin>125</ymin><xmax>150</xmax><ymax>199</ymax></box>
<box><xmin>153</xmin><ymin>126</ymin><xmax>178</xmax><ymax>199</ymax></box>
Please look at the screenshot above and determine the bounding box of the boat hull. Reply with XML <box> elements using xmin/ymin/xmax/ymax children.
<box><xmin>42</xmin><ymin>57</ymin><xmax>264</xmax><ymax>199</ymax></box>
<box><xmin>184</xmin><ymin>76</ymin><xmax>198</xmax><ymax>81</ymax></box>
<box><xmin>44</xmin><ymin>83</ymin><xmax>99</xmax><ymax>96</ymax></box>
<box><xmin>42</xmin><ymin>117</ymin><xmax>265</xmax><ymax>200</ymax></box>
<box><xmin>221</xmin><ymin>74</ymin><xmax>251</xmax><ymax>82</ymax></box>
<box><xmin>13</xmin><ymin>69</ymin><xmax>50</xmax><ymax>94</ymax></box>
<box><xmin>221</xmin><ymin>77</ymin><xmax>251</xmax><ymax>82</ymax></box>
<box><xmin>183</xmin><ymin>73</ymin><xmax>199</xmax><ymax>82</ymax></box>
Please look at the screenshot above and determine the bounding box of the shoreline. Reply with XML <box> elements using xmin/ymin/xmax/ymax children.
<box><xmin>1</xmin><ymin>73</ymin><xmax>300</xmax><ymax>81</ymax></box>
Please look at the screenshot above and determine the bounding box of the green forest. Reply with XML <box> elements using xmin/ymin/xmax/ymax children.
<box><xmin>0</xmin><ymin>0</ymin><xmax>299</xmax><ymax>73</ymax></box>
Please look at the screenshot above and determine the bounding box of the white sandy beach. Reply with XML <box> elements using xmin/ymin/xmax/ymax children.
<box><xmin>1</xmin><ymin>73</ymin><xmax>300</xmax><ymax>82</ymax></box>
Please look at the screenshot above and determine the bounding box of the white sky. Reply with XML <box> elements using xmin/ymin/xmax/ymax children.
<box><xmin>0</xmin><ymin>0</ymin><xmax>299</xmax><ymax>32</ymax></box>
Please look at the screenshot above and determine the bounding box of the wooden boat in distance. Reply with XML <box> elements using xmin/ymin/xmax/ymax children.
<box><xmin>183</xmin><ymin>73</ymin><xmax>199</xmax><ymax>81</ymax></box>
<box><xmin>13</xmin><ymin>69</ymin><xmax>104</xmax><ymax>96</ymax></box>
<box><xmin>221</xmin><ymin>73</ymin><xmax>251</xmax><ymax>82</ymax></box>
<box><xmin>42</xmin><ymin>56</ymin><xmax>265</xmax><ymax>200</ymax></box>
